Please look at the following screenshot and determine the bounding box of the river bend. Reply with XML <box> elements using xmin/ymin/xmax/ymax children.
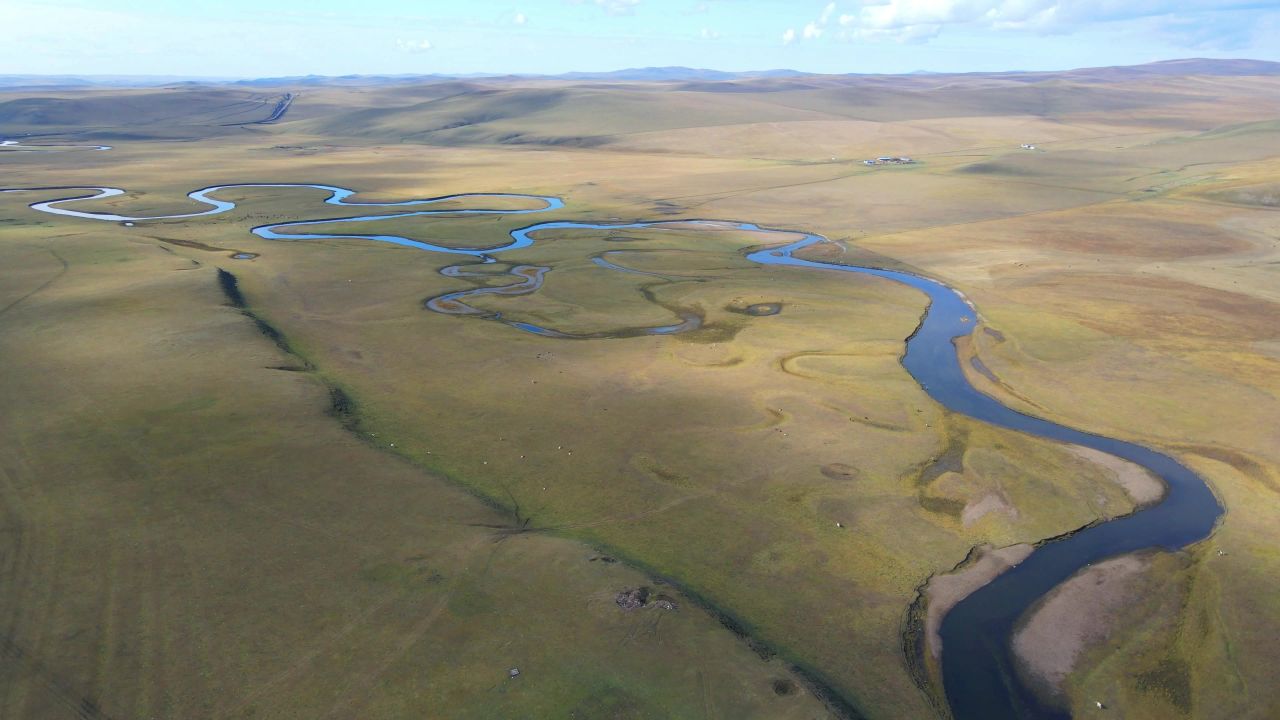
<box><xmin>1</xmin><ymin>183</ymin><xmax>1223</xmax><ymax>719</ymax></box>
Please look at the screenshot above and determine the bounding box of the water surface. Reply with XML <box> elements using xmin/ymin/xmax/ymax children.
<box><xmin>4</xmin><ymin>183</ymin><xmax>1222</xmax><ymax>719</ymax></box>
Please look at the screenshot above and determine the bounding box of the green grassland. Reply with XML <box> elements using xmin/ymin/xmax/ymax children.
<box><xmin>0</xmin><ymin>221</ymin><xmax>834</xmax><ymax>720</ymax></box>
<box><xmin>2</xmin><ymin>68</ymin><xmax>1279</xmax><ymax>719</ymax></box>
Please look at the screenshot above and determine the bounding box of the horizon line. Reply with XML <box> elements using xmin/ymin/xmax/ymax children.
<box><xmin>2</xmin><ymin>56</ymin><xmax>1278</xmax><ymax>83</ymax></box>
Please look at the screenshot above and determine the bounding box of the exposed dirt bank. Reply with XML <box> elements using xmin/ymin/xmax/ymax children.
<box><xmin>1012</xmin><ymin>553</ymin><xmax>1150</xmax><ymax>699</ymax></box>
<box><xmin>924</xmin><ymin>543</ymin><xmax>1035</xmax><ymax>660</ymax></box>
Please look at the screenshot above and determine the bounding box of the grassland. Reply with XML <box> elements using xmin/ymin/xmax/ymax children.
<box><xmin>2</xmin><ymin>65</ymin><xmax>1279</xmax><ymax>719</ymax></box>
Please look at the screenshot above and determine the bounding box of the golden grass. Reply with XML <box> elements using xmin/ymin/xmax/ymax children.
<box><xmin>0</xmin><ymin>224</ymin><xmax>830</xmax><ymax>719</ymax></box>
<box><xmin>2</xmin><ymin>71</ymin><xmax>1279</xmax><ymax>719</ymax></box>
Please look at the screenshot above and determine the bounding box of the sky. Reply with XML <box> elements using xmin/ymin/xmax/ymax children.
<box><xmin>3</xmin><ymin>0</ymin><xmax>1280</xmax><ymax>77</ymax></box>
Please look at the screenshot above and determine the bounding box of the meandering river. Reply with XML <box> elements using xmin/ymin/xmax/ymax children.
<box><xmin>1</xmin><ymin>183</ymin><xmax>1223</xmax><ymax>719</ymax></box>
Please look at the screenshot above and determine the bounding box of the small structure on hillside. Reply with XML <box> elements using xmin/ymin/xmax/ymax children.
<box><xmin>616</xmin><ymin>587</ymin><xmax>650</xmax><ymax>611</ymax></box>
<box><xmin>863</xmin><ymin>156</ymin><xmax>915</xmax><ymax>166</ymax></box>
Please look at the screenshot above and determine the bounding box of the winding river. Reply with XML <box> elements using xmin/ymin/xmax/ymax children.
<box><xmin>0</xmin><ymin>183</ymin><xmax>1223</xmax><ymax>719</ymax></box>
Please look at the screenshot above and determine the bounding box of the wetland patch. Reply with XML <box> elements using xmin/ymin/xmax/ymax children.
<box><xmin>727</xmin><ymin>300</ymin><xmax>782</xmax><ymax>316</ymax></box>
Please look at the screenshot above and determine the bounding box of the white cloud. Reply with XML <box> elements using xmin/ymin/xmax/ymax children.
<box><xmin>396</xmin><ymin>38</ymin><xmax>433</xmax><ymax>53</ymax></box>
<box><xmin>784</xmin><ymin>0</ymin><xmax>843</xmax><ymax>45</ymax></box>
<box><xmin>819</xmin><ymin>2</ymin><xmax>837</xmax><ymax>24</ymax></box>
<box><xmin>838</xmin><ymin>0</ymin><xmax>1274</xmax><ymax>43</ymax></box>
<box><xmin>514</xmin><ymin>12</ymin><xmax>527</xmax><ymax>25</ymax></box>
<box><xmin>700</xmin><ymin>27</ymin><xmax>721</xmax><ymax>39</ymax></box>
<box><xmin>574</xmin><ymin>0</ymin><xmax>641</xmax><ymax>16</ymax></box>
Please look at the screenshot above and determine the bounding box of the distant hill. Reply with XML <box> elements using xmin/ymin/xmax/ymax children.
<box><xmin>4</xmin><ymin>57</ymin><xmax>1279</xmax><ymax>143</ymax></box>
<box><xmin>1066</xmin><ymin>58</ymin><xmax>1280</xmax><ymax>79</ymax></box>
<box><xmin>224</xmin><ymin>59</ymin><xmax>1280</xmax><ymax>86</ymax></box>
<box><xmin>0</xmin><ymin>74</ymin><xmax>236</xmax><ymax>89</ymax></box>
<box><xmin>233</xmin><ymin>74</ymin><xmax>467</xmax><ymax>88</ymax></box>
<box><xmin>5</xmin><ymin>59</ymin><xmax>1275</xmax><ymax>91</ymax></box>
<box><xmin>229</xmin><ymin>67</ymin><xmax>808</xmax><ymax>87</ymax></box>
<box><xmin>226</xmin><ymin>59</ymin><xmax>1280</xmax><ymax>86</ymax></box>
<box><xmin>551</xmin><ymin>67</ymin><xmax>807</xmax><ymax>81</ymax></box>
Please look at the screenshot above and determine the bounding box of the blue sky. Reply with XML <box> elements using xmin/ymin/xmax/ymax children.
<box><xmin>4</xmin><ymin>1</ymin><xmax>1279</xmax><ymax>77</ymax></box>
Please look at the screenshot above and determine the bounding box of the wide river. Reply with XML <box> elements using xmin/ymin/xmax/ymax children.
<box><xmin>2</xmin><ymin>183</ymin><xmax>1223</xmax><ymax>719</ymax></box>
